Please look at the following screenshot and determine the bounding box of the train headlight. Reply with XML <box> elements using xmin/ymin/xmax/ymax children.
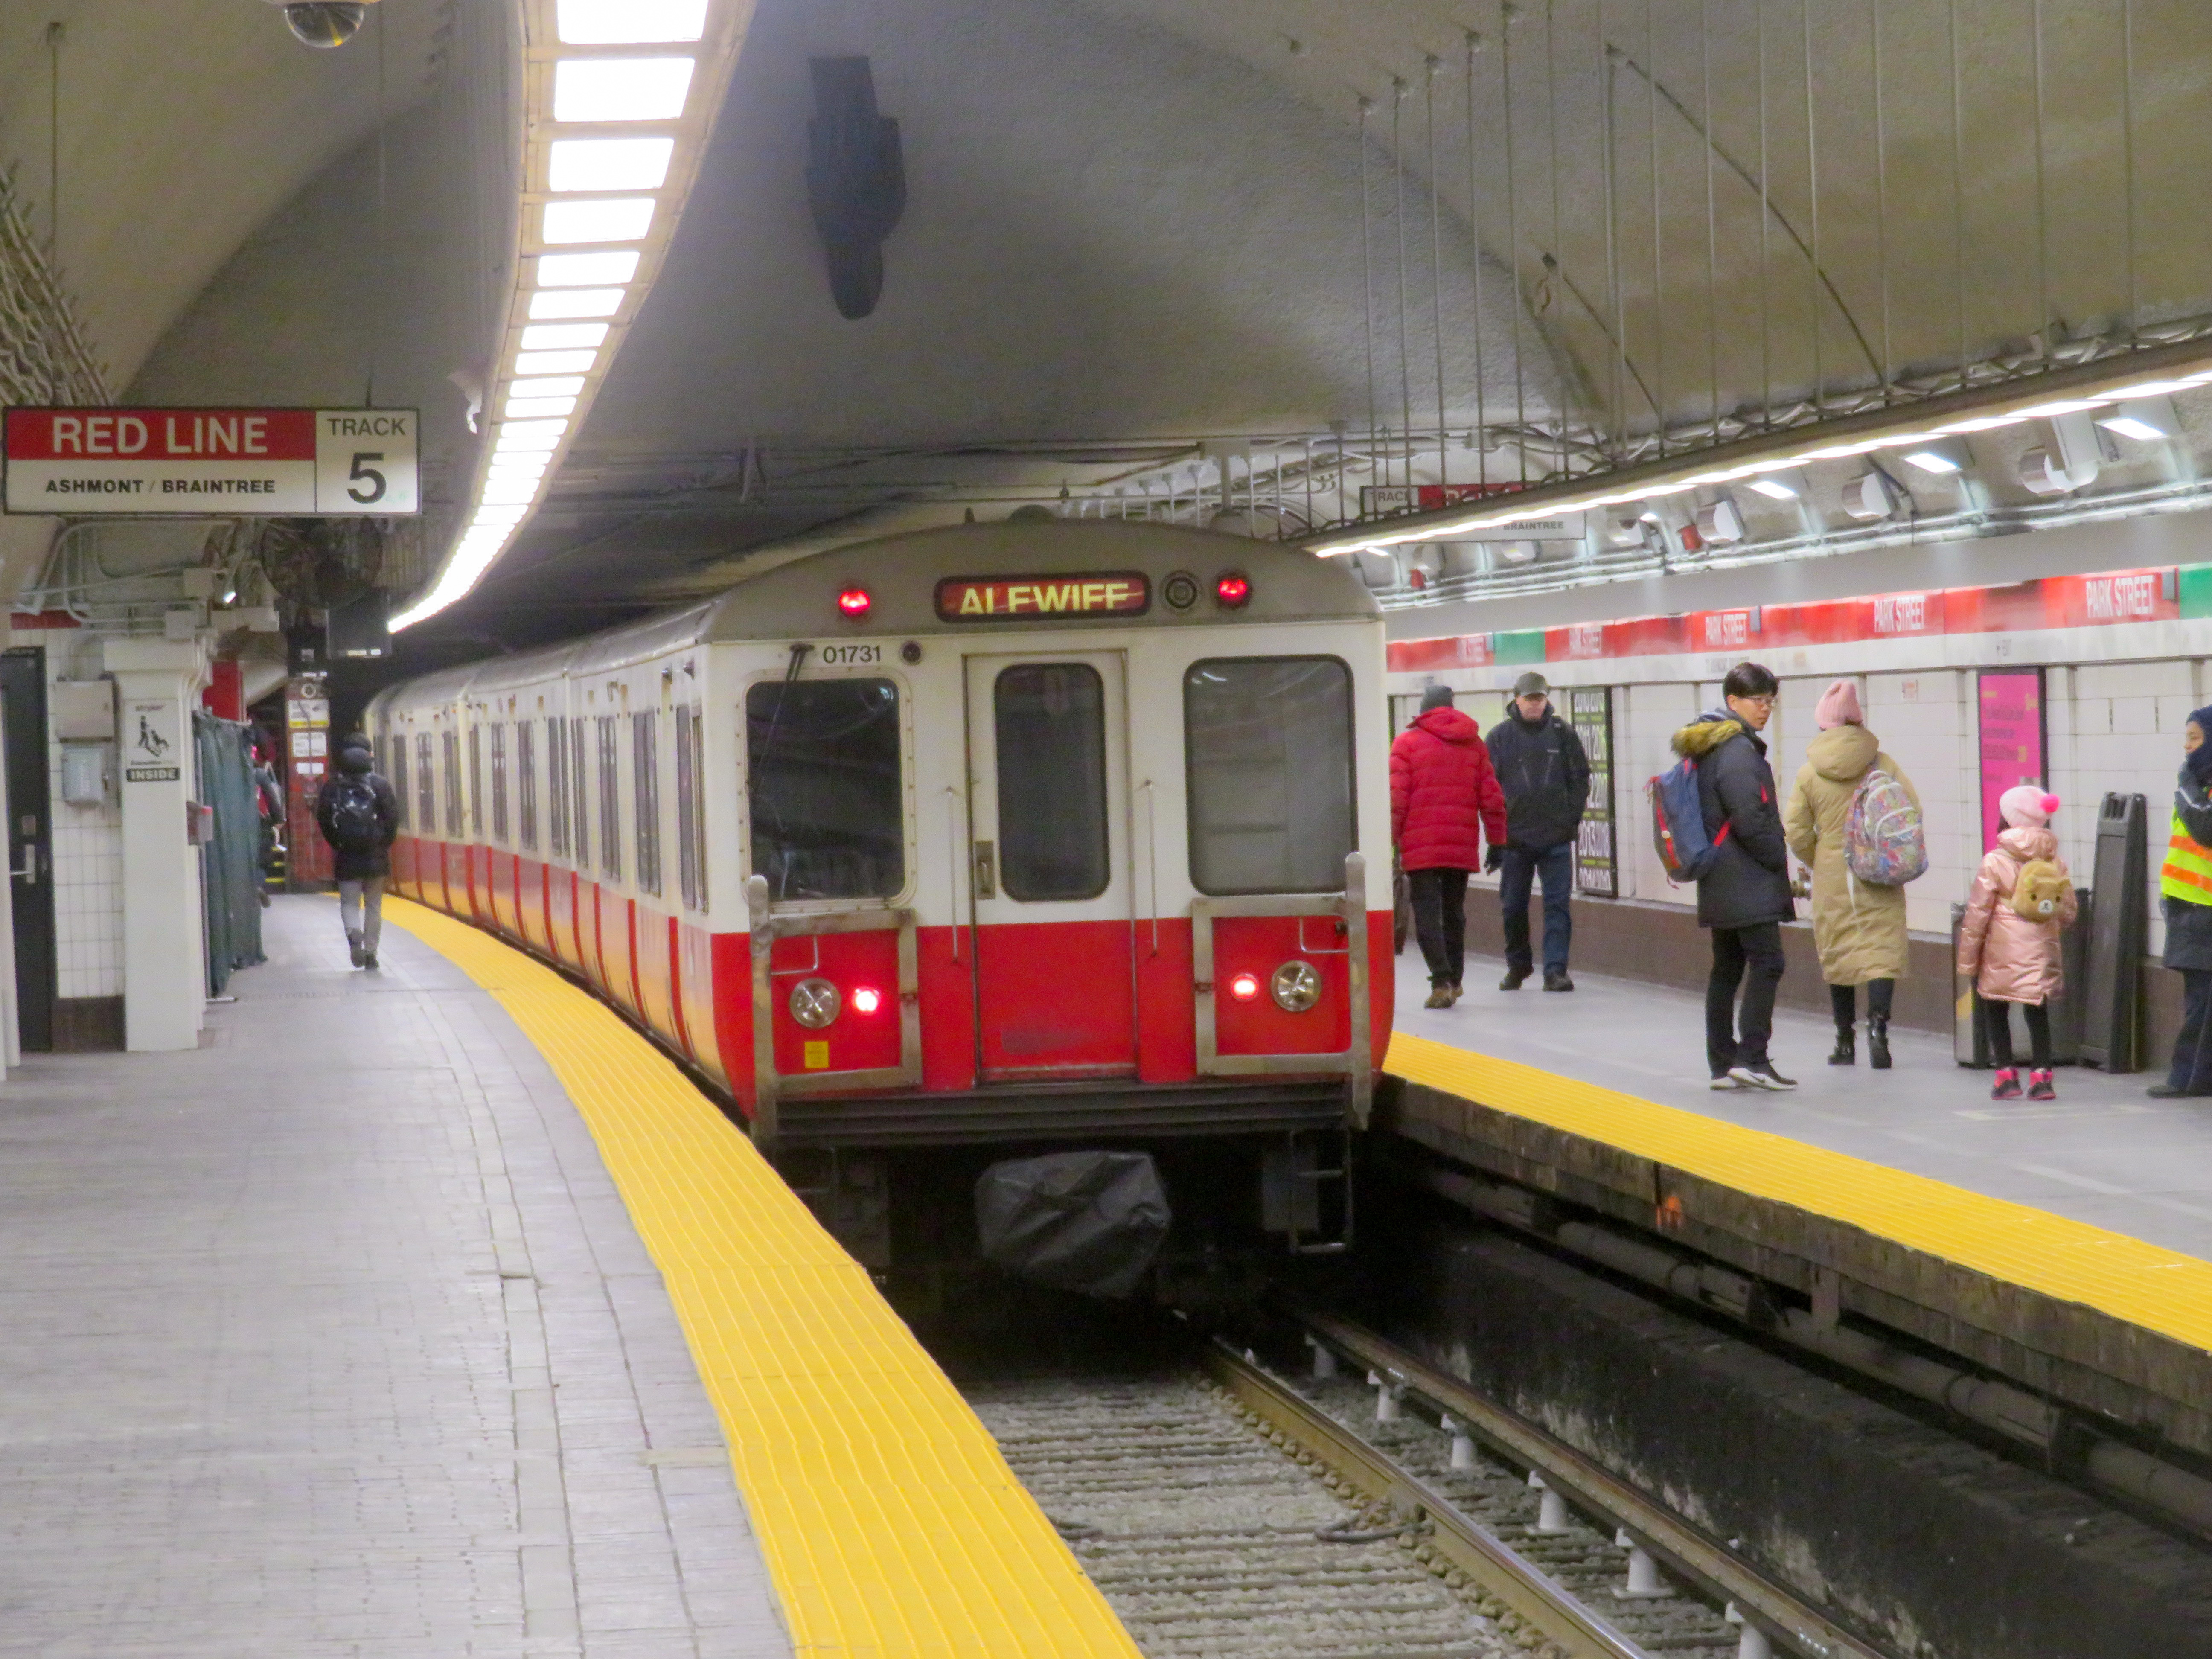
<box><xmin>789</xmin><ymin>977</ymin><xmax>842</xmax><ymax>1028</ymax></box>
<box><xmin>1228</xmin><ymin>972</ymin><xmax>1261</xmax><ymax>1001</ymax></box>
<box><xmin>1271</xmin><ymin>960</ymin><xmax>1322</xmax><ymax>1013</ymax></box>
<box><xmin>1214</xmin><ymin>571</ymin><xmax>1252</xmax><ymax>609</ymax></box>
<box><xmin>850</xmin><ymin>986</ymin><xmax>883</xmax><ymax>1015</ymax></box>
<box><xmin>837</xmin><ymin>586</ymin><xmax>871</xmax><ymax>619</ymax></box>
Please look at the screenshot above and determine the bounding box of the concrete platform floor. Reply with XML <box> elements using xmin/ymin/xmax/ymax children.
<box><xmin>1394</xmin><ymin>943</ymin><xmax>2212</xmax><ymax>1263</ymax></box>
<box><xmin>0</xmin><ymin>896</ymin><xmax>790</xmax><ymax>1659</ymax></box>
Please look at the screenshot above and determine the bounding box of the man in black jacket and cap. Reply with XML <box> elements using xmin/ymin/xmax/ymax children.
<box><xmin>1485</xmin><ymin>672</ymin><xmax>1590</xmax><ymax>992</ymax></box>
<box><xmin>316</xmin><ymin>734</ymin><xmax>402</xmax><ymax>969</ymax></box>
<box><xmin>1671</xmin><ymin>663</ymin><xmax>1798</xmax><ymax>1091</ymax></box>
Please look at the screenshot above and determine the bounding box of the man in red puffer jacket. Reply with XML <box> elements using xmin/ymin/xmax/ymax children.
<box><xmin>1391</xmin><ymin>685</ymin><xmax>1509</xmax><ymax>1008</ymax></box>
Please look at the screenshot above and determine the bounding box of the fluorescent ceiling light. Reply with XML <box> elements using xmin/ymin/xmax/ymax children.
<box><xmin>1746</xmin><ymin>478</ymin><xmax>1798</xmax><ymax>500</ymax></box>
<box><xmin>556</xmin><ymin>0</ymin><xmax>707</xmax><ymax>44</ymax></box>
<box><xmin>506</xmin><ymin>395</ymin><xmax>580</xmax><ymax>419</ymax></box>
<box><xmin>2015</xmin><ymin>398</ymin><xmax>2110</xmax><ymax>417</ymax></box>
<box><xmin>1934</xmin><ymin>413</ymin><xmax>2030</xmax><ymax>434</ymax></box>
<box><xmin>2104</xmin><ymin>378</ymin><xmax>2196</xmax><ymax>399</ymax></box>
<box><xmin>496</xmin><ymin>421</ymin><xmax>568</xmax><ymax>451</ymax></box>
<box><xmin>1901</xmin><ymin>449</ymin><xmax>1964</xmax><ymax>475</ymax></box>
<box><xmin>542</xmin><ymin>197</ymin><xmax>657</xmax><ymax>245</ymax></box>
<box><xmin>529</xmin><ymin>288</ymin><xmax>624</xmax><ymax>320</ymax></box>
<box><xmin>537</xmin><ymin>250</ymin><xmax>640</xmax><ymax>288</ymax></box>
<box><xmin>482</xmin><ymin>478</ymin><xmax>541</xmax><ymax>506</ymax></box>
<box><xmin>553</xmin><ymin>57</ymin><xmax>696</xmax><ymax>124</ymax></box>
<box><xmin>2098</xmin><ymin>416</ymin><xmax>2165</xmax><ymax>442</ymax></box>
<box><xmin>549</xmin><ymin>137</ymin><xmax>675</xmax><ymax>192</ymax></box>
<box><xmin>514</xmin><ymin>349</ymin><xmax>598</xmax><ymax>375</ymax></box>
<box><xmin>519</xmin><ymin>322</ymin><xmax>609</xmax><ymax>352</ymax></box>
<box><xmin>475</xmin><ymin>504</ymin><xmax>530</xmax><ymax>526</ymax></box>
<box><xmin>510</xmin><ymin>375</ymin><xmax>587</xmax><ymax>399</ymax></box>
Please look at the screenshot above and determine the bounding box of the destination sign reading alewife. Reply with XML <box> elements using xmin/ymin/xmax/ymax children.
<box><xmin>3</xmin><ymin>407</ymin><xmax>420</xmax><ymax>515</ymax></box>
<box><xmin>936</xmin><ymin>572</ymin><xmax>1150</xmax><ymax>620</ymax></box>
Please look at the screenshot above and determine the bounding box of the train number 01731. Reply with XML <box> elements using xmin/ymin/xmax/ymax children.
<box><xmin>814</xmin><ymin>643</ymin><xmax>883</xmax><ymax>666</ymax></box>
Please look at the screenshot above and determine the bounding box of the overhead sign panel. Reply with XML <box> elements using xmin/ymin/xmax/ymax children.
<box><xmin>3</xmin><ymin>407</ymin><xmax>419</xmax><ymax>515</ymax></box>
<box><xmin>935</xmin><ymin>572</ymin><xmax>1150</xmax><ymax>620</ymax></box>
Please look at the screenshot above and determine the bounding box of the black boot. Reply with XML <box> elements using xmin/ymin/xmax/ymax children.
<box><xmin>1868</xmin><ymin>1014</ymin><xmax>1892</xmax><ymax>1070</ymax></box>
<box><xmin>1828</xmin><ymin>1026</ymin><xmax>1855</xmax><ymax>1066</ymax></box>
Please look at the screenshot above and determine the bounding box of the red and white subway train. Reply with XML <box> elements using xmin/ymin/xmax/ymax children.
<box><xmin>368</xmin><ymin>520</ymin><xmax>1393</xmax><ymax>1277</ymax></box>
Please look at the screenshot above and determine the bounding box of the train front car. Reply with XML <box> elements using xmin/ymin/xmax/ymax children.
<box><xmin>373</xmin><ymin>521</ymin><xmax>1393</xmax><ymax>1307</ymax></box>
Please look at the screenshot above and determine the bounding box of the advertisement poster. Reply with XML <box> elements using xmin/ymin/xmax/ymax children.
<box><xmin>1569</xmin><ymin>687</ymin><xmax>1618</xmax><ymax>897</ymax></box>
<box><xmin>1977</xmin><ymin>669</ymin><xmax>2046</xmax><ymax>853</ymax></box>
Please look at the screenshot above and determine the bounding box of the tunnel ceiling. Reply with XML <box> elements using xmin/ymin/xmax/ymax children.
<box><xmin>37</xmin><ymin>0</ymin><xmax>2212</xmax><ymax>651</ymax></box>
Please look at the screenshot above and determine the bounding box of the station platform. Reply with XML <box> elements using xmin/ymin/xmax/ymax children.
<box><xmin>1380</xmin><ymin>950</ymin><xmax>2212</xmax><ymax>1468</ymax></box>
<box><xmin>0</xmin><ymin>896</ymin><xmax>1134</xmax><ymax>1659</ymax></box>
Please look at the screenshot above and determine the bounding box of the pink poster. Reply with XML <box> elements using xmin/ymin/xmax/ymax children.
<box><xmin>1978</xmin><ymin>669</ymin><xmax>2046</xmax><ymax>852</ymax></box>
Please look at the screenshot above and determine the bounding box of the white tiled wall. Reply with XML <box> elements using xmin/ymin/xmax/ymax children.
<box><xmin>41</xmin><ymin>643</ymin><xmax>124</xmax><ymax>999</ymax></box>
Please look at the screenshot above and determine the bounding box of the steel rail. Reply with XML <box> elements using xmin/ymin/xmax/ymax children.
<box><xmin>1296</xmin><ymin>1310</ymin><xmax>1896</xmax><ymax>1659</ymax></box>
<box><xmin>1201</xmin><ymin>1336</ymin><xmax>1650</xmax><ymax>1659</ymax></box>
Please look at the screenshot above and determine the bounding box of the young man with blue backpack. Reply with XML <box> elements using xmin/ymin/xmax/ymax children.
<box><xmin>1656</xmin><ymin>663</ymin><xmax>1799</xmax><ymax>1090</ymax></box>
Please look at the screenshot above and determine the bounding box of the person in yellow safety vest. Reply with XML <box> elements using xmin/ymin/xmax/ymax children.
<box><xmin>2151</xmin><ymin>705</ymin><xmax>2212</xmax><ymax>1097</ymax></box>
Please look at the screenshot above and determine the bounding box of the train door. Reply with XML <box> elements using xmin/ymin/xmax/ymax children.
<box><xmin>963</xmin><ymin>652</ymin><xmax>1137</xmax><ymax>1079</ymax></box>
<box><xmin>2</xmin><ymin>649</ymin><xmax>53</xmax><ymax>1052</ymax></box>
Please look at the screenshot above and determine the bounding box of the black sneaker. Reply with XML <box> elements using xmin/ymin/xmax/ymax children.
<box><xmin>1499</xmin><ymin>967</ymin><xmax>1531</xmax><ymax>991</ymax></box>
<box><xmin>1542</xmin><ymin>970</ymin><xmax>1574</xmax><ymax>992</ymax></box>
<box><xmin>1729</xmin><ymin>1062</ymin><xmax>1797</xmax><ymax>1091</ymax></box>
<box><xmin>363</xmin><ymin>952</ymin><xmax>379</xmax><ymax>971</ymax></box>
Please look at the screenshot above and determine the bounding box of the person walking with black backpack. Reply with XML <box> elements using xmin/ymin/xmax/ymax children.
<box><xmin>1671</xmin><ymin>663</ymin><xmax>1798</xmax><ymax>1091</ymax></box>
<box><xmin>1485</xmin><ymin>672</ymin><xmax>1590</xmax><ymax>992</ymax></box>
<box><xmin>317</xmin><ymin>734</ymin><xmax>401</xmax><ymax>969</ymax></box>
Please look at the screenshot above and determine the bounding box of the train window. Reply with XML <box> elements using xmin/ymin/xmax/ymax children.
<box><xmin>442</xmin><ymin>732</ymin><xmax>462</xmax><ymax>839</ymax></box>
<box><xmin>993</xmin><ymin>663</ymin><xmax>1109</xmax><ymax>902</ymax></box>
<box><xmin>571</xmin><ymin>719</ymin><xmax>591</xmax><ymax>870</ymax></box>
<box><xmin>417</xmin><ymin>734</ymin><xmax>435</xmax><ymax>832</ymax></box>
<box><xmin>1184</xmin><ymin>656</ymin><xmax>1356</xmax><ymax>894</ymax></box>
<box><xmin>597</xmin><ymin>716</ymin><xmax>623</xmax><ymax>882</ymax></box>
<box><xmin>675</xmin><ymin>704</ymin><xmax>700</xmax><ymax>910</ymax></box>
<box><xmin>632</xmin><ymin>710</ymin><xmax>661</xmax><ymax>896</ymax></box>
<box><xmin>746</xmin><ymin>678</ymin><xmax>903</xmax><ymax>901</ymax></box>
<box><xmin>389</xmin><ymin>733</ymin><xmax>409</xmax><ymax>831</ymax></box>
<box><xmin>689</xmin><ymin>708</ymin><xmax>708</xmax><ymax>910</ymax></box>
<box><xmin>547</xmin><ymin>717</ymin><xmax>568</xmax><ymax>857</ymax></box>
<box><xmin>468</xmin><ymin>726</ymin><xmax>484</xmax><ymax>837</ymax></box>
<box><xmin>490</xmin><ymin>724</ymin><xmax>510</xmax><ymax>844</ymax></box>
<box><xmin>517</xmin><ymin>721</ymin><xmax>538</xmax><ymax>852</ymax></box>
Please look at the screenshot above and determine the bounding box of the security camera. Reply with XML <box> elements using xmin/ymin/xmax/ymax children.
<box><xmin>264</xmin><ymin>0</ymin><xmax>376</xmax><ymax>49</ymax></box>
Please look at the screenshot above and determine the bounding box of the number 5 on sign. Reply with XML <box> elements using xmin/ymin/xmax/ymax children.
<box><xmin>312</xmin><ymin>410</ymin><xmax>418</xmax><ymax>513</ymax></box>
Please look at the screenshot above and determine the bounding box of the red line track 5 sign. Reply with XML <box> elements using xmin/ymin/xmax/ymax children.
<box><xmin>935</xmin><ymin>572</ymin><xmax>1150</xmax><ymax>620</ymax></box>
<box><xmin>4</xmin><ymin>407</ymin><xmax>419</xmax><ymax>515</ymax></box>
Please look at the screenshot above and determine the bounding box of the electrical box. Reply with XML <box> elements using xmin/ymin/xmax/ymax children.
<box><xmin>60</xmin><ymin>743</ymin><xmax>109</xmax><ymax>805</ymax></box>
<box><xmin>51</xmin><ymin>679</ymin><xmax>115</xmax><ymax>742</ymax></box>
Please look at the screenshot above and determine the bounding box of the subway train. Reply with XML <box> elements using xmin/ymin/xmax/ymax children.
<box><xmin>368</xmin><ymin>520</ymin><xmax>1393</xmax><ymax>1296</ymax></box>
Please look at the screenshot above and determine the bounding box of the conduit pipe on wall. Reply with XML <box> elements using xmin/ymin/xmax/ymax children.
<box><xmin>1417</xmin><ymin>1163</ymin><xmax>2212</xmax><ymax>1538</ymax></box>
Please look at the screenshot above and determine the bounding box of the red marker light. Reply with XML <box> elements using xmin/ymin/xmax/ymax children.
<box><xmin>1215</xmin><ymin>572</ymin><xmax>1252</xmax><ymax>609</ymax></box>
<box><xmin>837</xmin><ymin>586</ymin><xmax>871</xmax><ymax>618</ymax></box>
<box><xmin>850</xmin><ymin>986</ymin><xmax>883</xmax><ymax>1015</ymax></box>
<box><xmin>1229</xmin><ymin>972</ymin><xmax>1260</xmax><ymax>1001</ymax></box>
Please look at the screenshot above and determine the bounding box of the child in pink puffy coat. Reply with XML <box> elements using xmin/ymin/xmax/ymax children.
<box><xmin>1956</xmin><ymin>786</ymin><xmax>2079</xmax><ymax>1101</ymax></box>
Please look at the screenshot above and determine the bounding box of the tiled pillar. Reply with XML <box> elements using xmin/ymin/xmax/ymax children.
<box><xmin>103</xmin><ymin>637</ymin><xmax>208</xmax><ymax>1052</ymax></box>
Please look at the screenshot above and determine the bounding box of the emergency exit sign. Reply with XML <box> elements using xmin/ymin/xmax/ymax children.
<box><xmin>3</xmin><ymin>407</ymin><xmax>419</xmax><ymax>515</ymax></box>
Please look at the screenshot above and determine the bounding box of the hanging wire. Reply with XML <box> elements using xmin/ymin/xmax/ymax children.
<box><xmin>2031</xmin><ymin>0</ymin><xmax>2047</xmax><ymax>350</ymax></box>
<box><xmin>1502</xmin><ymin>4</ymin><xmax>1527</xmax><ymax>484</ymax></box>
<box><xmin>2122</xmin><ymin>0</ymin><xmax>2137</xmax><ymax>341</ymax></box>
<box><xmin>1702</xmin><ymin>0</ymin><xmax>1719</xmax><ymax>443</ymax></box>
<box><xmin>1467</xmin><ymin>34</ymin><xmax>1491</xmax><ymax>492</ymax></box>
<box><xmin>1427</xmin><ymin>56</ymin><xmax>1449</xmax><ymax>488</ymax></box>
<box><xmin>1874</xmin><ymin>0</ymin><xmax>1893</xmax><ymax>396</ymax></box>
<box><xmin>1358</xmin><ymin>97</ymin><xmax>1380</xmax><ymax>501</ymax></box>
<box><xmin>1545</xmin><ymin>0</ymin><xmax>1564</xmax><ymax>477</ymax></box>
<box><xmin>1758</xmin><ymin>0</ymin><xmax>1772</xmax><ymax>428</ymax></box>
<box><xmin>1646</xmin><ymin>0</ymin><xmax>1665</xmax><ymax>455</ymax></box>
<box><xmin>1393</xmin><ymin>80</ymin><xmax>1416</xmax><ymax>491</ymax></box>
<box><xmin>1603</xmin><ymin>40</ymin><xmax>1624</xmax><ymax>461</ymax></box>
<box><xmin>1804</xmin><ymin>0</ymin><xmax>1821</xmax><ymax>410</ymax></box>
<box><xmin>1949</xmin><ymin>0</ymin><xmax>1968</xmax><ymax>381</ymax></box>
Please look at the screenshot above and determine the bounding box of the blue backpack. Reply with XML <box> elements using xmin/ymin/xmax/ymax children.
<box><xmin>1647</xmin><ymin>754</ymin><xmax>1730</xmax><ymax>884</ymax></box>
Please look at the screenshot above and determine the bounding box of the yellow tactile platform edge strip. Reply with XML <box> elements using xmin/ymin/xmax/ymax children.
<box><xmin>384</xmin><ymin>897</ymin><xmax>1142</xmax><ymax>1659</ymax></box>
<box><xmin>1387</xmin><ymin>1029</ymin><xmax>2212</xmax><ymax>1355</ymax></box>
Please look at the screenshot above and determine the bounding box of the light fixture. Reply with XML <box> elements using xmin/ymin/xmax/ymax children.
<box><xmin>556</xmin><ymin>0</ymin><xmax>707</xmax><ymax>44</ymax></box>
<box><xmin>2096</xmin><ymin>396</ymin><xmax>2178</xmax><ymax>442</ymax></box>
<box><xmin>837</xmin><ymin>586</ymin><xmax>871</xmax><ymax>618</ymax></box>
<box><xmin>1228</xmin><ymin>972</ymin><xmax>1261</xmax><ymax>1002</ymax></box>
<box><xmin>518</xmin><ymin>322</ymin><xmax>609</xmax><ymax>352</ymax></box>
<box><xmin>1215</xmin><ymin>572</ymin><xmax>1252</xmax><ymax>608</ymax></box>
<box><xmin>1746</xmin><ymin>477</ymin><xmax>1798</xmax><ymax>501</ymax></box>
<box><xmin>536</xmin><ymin>250</ymin><xmax>640</xmax><ymax>287</ymax></box>
<box><xmin>509</xmin><ymin>375</ymin><xmax>587</xmax><ymax>400</ymax></box>
<box><xmin>528</xmin><ymin>288</ymin><xmax>624</xmax><ymax>320</ymax></box>
<box><xmin>850</xmin><ymin>986</ymin><xmax>883</xmax><ymax>1015</ymax></box>
<box><xmin>1694</xmin><ymin>498</ymin><xmax>1746</xmax><ymax>544</ymax></box>
<box><xmin>514</xmin><ymin>349</ymin><xmax>599</xmax><ymax>375</ymax></box>
<box><xmin>504</xmin><ymin>395</ymin><xmax>579</xmax><ymax>419</ymax></box>
<box><xmin>552</xmin><ymin>57</ymin><xmax>696</xmax><ymax>125</ymax></box>
<box><xmin>481</xmin><ymin>477</ymin><xmax>540</xmax><ymax>506</ymax></box>
<box><xmin>548</xmin><ymin>137</ymin><xmax>675</xmax><ymax>192</ymax></box>
<box><xmin>495</xmin><ymin>420</ymin><xmax>568</xmax><ymax>452</ymax></box>
<box><xmin>1841</xmin><ymin>472</ymin><xmax>1898</xmax><ymax>521</ymax></box>
<box><xmin>541</xmin><ymin>198</ymin><xmax>657</xmax><ymax>245</ymax></box>
<box><xmin>1901</xmin><ymin>448</ymin><xmax>1963</xmax><ymax>475</ymax></box>
<box><xmin>1494</xmin><ymin>541</ymin><xmax>1538</xmax><ymax>564</ymax></box>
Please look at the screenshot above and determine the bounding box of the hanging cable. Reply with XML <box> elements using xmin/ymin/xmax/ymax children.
<box><xmin>1427</xmin><ymin>57</ymin><xmax>1447</xmax><ymax>489</ymax></box>
<box><xmin>1358</xmin><ymin>97</ymin><xmax>1380</xmax><ymax>508</ymax></box>
<box><xmin>1466</xmin><ymin>33</ymin><xmax>1490</xmax><ymax>492</ymax></box>
<box><xmin>1502</xmin><ymin>4</ymin><xmax>1526</xmax><ymax>485</ymax></box>
<box><xmin>1393</xmin><ymin>79</ymin><xmax>1415</xmax><ymax>492</ymax></box>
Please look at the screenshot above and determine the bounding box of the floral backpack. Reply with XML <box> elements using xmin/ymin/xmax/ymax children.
<box><xmin>1843</xmin><ymin>766</ymin><xmax>1927</xmax><ymax>886</ymax></box>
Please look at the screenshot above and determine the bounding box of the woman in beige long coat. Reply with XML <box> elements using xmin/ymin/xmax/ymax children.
<box><xmin>1783</xmin><ymin>679</ymin><xmax>1919</xmax><ymax>1069</ymax></box>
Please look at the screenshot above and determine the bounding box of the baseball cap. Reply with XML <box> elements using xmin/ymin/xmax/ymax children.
<box><xmin>1512</xmin><ymin>671</ymin><xmax>1550</xmax><ymax>699</ymax></box>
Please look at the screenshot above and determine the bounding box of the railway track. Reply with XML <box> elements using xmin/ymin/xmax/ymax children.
<box><xmin>960</xmin><ymin>1311</ymin><xmax>1893</xmax><ymax>1659</ymax></box>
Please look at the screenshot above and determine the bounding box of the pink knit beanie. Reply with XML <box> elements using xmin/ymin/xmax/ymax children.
<box><xmin>1814</xmin><ymin>679</ymin><xmax>1863</xmax><ymax>729</ymax></box>
<box><xmin>1999</xmin><ymin>785</ymin><xmax>2061</xmax><ymax>829</ymax></box>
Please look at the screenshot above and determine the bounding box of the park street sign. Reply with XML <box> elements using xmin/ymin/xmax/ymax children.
<box><xmin>3</xmin><ymin>407</ymin><xmax>419</xmax><ymax>515</ymax></box>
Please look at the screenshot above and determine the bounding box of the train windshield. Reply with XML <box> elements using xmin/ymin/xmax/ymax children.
<box><xmin>994</xmin><ymin>662</ymin><xmax>1109</xmax><ymax>901</ymax></box>
<box><xmin>1184</xmin><ymin>657</ymin><xmax>1355</xmax><ymax>894</ymax></box>
<box><xmin>746</xmin><ymin>678</ymin><xmax>905</xmax><ymax>901</ymax></box>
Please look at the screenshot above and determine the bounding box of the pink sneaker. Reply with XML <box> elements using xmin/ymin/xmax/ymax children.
<box><xmin>2027</xmin><ymin>1069</ymin><xmax>2056</xmax><ymax>1102</ymax></box>
<box><xmin>1990</xmin><ymin>1068</ymin><xmax>2023</xmax><ymax>1101</ymax></box>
